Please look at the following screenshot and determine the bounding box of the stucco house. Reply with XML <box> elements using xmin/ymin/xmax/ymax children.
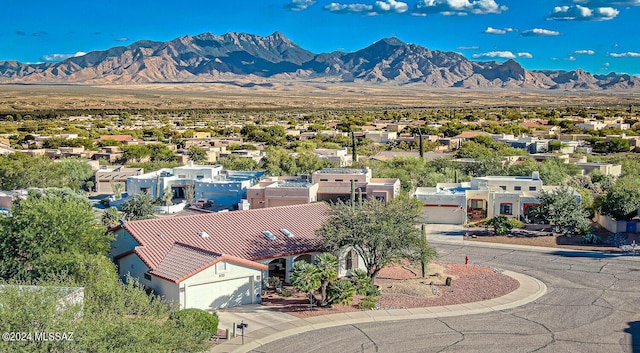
<box><xmin>110</xmin><ymin>202</ymin><xmax>363</xmax><ymax>310</ymax></box>
<box><xmin>247</xmin><ymin>168</ymin><xmax>401</xmax><ymax>209</ymax></box>
<box><xmin>126</xmin><ymin>162</ymin><xmax>263</xmax><ymax>209</ymax></box>
<box><xmin>414</xmin><ymin>172</ymin><xmax>564</xmax><ymax>224</ymax></box>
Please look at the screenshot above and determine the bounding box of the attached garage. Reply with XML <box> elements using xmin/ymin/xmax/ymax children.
<box><xmin>422</xmin><ymin>205</ymin><xmax>466</xmax><ymax>225</ymax></box>
<box><xmin>184</xmin><ymin>276</ymin><xmax>255</xmax><ymax>310</ymax></box>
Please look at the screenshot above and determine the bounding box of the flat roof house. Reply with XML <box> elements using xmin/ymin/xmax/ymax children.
<box><xmin>414</xmin><ymin>173</ymin><xmax>552</xmax><ymax>225</ymax></box>
<box><xmin>126</xmin><ymin>162</ymin><xmax>263</xmax><ymax>209</ymax></box>
<box><xmin>109</xmin><ymin>203</ymin><xmax>363</xmax><ymax>310</ymax></box>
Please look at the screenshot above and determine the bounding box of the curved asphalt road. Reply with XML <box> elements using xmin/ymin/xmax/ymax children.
<box><xmin>249</xmin><ymin>243</ymin><xmax>640</xmax><ymax>353</ymax></box>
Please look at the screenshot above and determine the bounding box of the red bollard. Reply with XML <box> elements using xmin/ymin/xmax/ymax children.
<box><xmin>465</xmin><ymin>256</ymin><xmax>469</xmax><ymax>265</ymax></box>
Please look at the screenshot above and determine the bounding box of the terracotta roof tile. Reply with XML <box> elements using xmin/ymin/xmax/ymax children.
<box><xmin>150</xmin><ymin>243</ymin><xmax>220</xmax><ymax>282</ymax></box>
<box><xmin>123</xmin><ymin>203</ymin><xmax>331</xmax><ymax>271</ymax></box>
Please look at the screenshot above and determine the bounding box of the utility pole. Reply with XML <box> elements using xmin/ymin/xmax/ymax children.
<box><xmin>351</xmin><ymin>131</ymin><xmax>357</xmax><ymax>165</ymax></box>
<box><xmin>350</xmin><ymin>179</ymin><xmax>356</xmax><ymax>210</ymax></box>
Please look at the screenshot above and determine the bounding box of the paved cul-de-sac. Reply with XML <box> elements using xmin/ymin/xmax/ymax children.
<box><xmin>249</xmin><ymin>243</ymin><xmax>640</xmax><ymax>353</ymax></box>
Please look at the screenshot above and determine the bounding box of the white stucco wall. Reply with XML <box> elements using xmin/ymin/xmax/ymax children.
<box><xmin>180</xmin><ymin>261</ymin><xmax>262</xmax><ymax>310</ymax></box>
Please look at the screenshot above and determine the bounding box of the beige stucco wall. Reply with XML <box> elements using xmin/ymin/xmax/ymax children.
<box><xmin>109</xmin><ymin>229</ymin><xmax>139</xmax><ymax>259</ymax></box>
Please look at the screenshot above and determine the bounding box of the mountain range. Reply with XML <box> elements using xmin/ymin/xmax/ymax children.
<box><xmin>1</xmin><ymin>31</ymin><xmax>638</xmax><ymax>90</ymax></box>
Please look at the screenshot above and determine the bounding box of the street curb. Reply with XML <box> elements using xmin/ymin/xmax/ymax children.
<box><xmin>210</xmin><ymin>270</ymin><xmax>546</xmax><ymax>353</ymax></box>
<box><xmin>431</xmin><ymin>238</ymin><xmax>640</xmax><ymax>262</ymax></box>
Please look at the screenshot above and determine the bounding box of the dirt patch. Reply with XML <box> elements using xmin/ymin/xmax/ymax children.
<box><xmin>260</xmin><ymin>261</ymin><xmax>519</xmax><ymax>318</ymax></box>
<box><xmin>465</xmin><ymin>227</ymin><xmax>640</xmax><ymax>253</ymax></box>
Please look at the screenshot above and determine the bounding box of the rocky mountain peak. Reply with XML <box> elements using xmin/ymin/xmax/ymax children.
<box><xmin>0</xmin><ymin>31</ymin><xmax>637</xmax><ymax>89</ymax></box>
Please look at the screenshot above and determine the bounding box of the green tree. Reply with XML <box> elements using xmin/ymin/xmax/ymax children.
<box><xmin>598</xmin><ymin>185</ymin><xmax>640</xmax><ymax>221</ymax></box>
<box><xmin>320</xmin><ymin>196</ymin><xmax>426</xmax><ymax>282</ymax></box>
<box><xmin>290</xmin><ymin>261</ymin><xmax>321</xmax><ymax>311</ymax></box>
<box><xmin>52</xmin><ymin>158</ymin><xmax>95</xmax><ymax>191</ymax></box>
<box><xmin>607</xmin><ymin>137</ymin><xmax>631</xmax><ymax>153</ymax></box>
<box><xmin>216</xmin><ymin>155</ymin><xmax>259</xmax><ymax>171</ymax></box>
<box><xmin>412</xmin><ymin>225</ymin><xmax>439</xmax><ymax>278</ymax></box>
<box><xmin>121</xmin><ymin>192</ymin><xmax>155</xmax><ymax>221</ymax></box>
<box><xmin>529</xmin><ymin>187</ymin><xmax>591</xmax><ymax>235</ymax></box>
<box><xmin>187</xmin><ymin>146</ymin><xmax>208</xmax><ymax>164</ymax></box>
<box><xmin>314</xmin><ymin>253</ymin><xmax>338</xmax><ymax>306</ymax></box>
<box><xmin>122</xmin><ymin>145</ymin><xmax>152</xmax><ymax>163</ymax></box>
<box><xmin>263</xmin><ymin>146</ymin><xmax>298</xmax><ymax>176</ymax></box>
<box><xmin>0</xmin><ymin>188</ymin><xmax>112</xmax><ymax>281</ymax></box>
<box><xmin>102</xmin><ymin>206</ymin><xmax>122</xmax><ymax>229</ymax></box>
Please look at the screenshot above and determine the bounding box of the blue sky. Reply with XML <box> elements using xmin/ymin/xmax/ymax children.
<box><xmin>2</xmin><ymin>0</ymin><xmax>640</xmax><ymax>75</ymax></box>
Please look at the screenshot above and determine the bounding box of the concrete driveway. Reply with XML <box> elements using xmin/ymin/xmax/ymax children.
<box><xmin>248</xmin><ymin>243</ymin><xmax>640</xmax><ymax>353</ymax></box>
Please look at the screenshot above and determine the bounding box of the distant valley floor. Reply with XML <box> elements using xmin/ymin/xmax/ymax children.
<box><xmin>2</xmin><ymin>83</ymin><xmax>640</xmax><ymax>111</ymax></box>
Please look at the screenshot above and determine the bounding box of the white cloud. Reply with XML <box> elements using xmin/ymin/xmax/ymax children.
<box><xmin>324</xmin><ymin>0</ymin><xmax>408</xmax><ymax>14</ymax></box>
<box><xmin>472</xmin><ymin>51</ymin><xmax>516</xmax><ymax>59</ymax></box>
<box><xmin>517</xmin><ymin>52</ymin><xmax>533</xmax><ymax>58</ymax></box>
<box><xmin>571</xmin><ymin>0</ymin><xmax>640</xmax><ymax>5</ymax></box>
<box><xmin>521</xmin><ymin>28</ymin><xmax>560</xmax><ymax>36</ymax></box>
<box><xmin>457</xmin><ymin>45</ymin><xmax>480</xmax><ymax>50</ymax></box>
<box><xmin>483</xmin><ymin>27</ymin><xmax>515</xmax><ymax>34</ymax></box>
<box><xmin>115</xmin><ymin>37</ymin><xmax>129</xmax><ymax>42</ymax></box>
<box><xmin>568</xmin><ymin>56</ymin><xmax>576</xmax><ymax>61</ymax></box>
<box><xmin>374</xmin><ymin>0</ymin><xmax>409</xmax><ymax>13</ymax></box>
<box><xmin>40</xmin><ymin>52</ymin><xmax>87</xmax><ymax>62</ymax></box>
<box><xmin>484</xmin><ymin>27</ymin><xmax>503</xmax><ymax>34</ymax></box>
<box><xmin>608</xmin><ymin>52</ymin><xmax>640</xmax><ymax>57</ymax></box>
<box><xmin>573</xmin><ymin>49</ymin><xmax>595</xmax><ymax>55</ymax></box>
<box><xmin>285</xmin><ymin>0</ymin><xmax>316</xmax><ymax>11</ymax></box>
<box><xmin>548</xmin><ymin>5</ymin><xmax>619</xmax><ymax>21</ymax></box>
<box><xmin>413</xmin><ymin>0</ymin><xmax>507</xmax><ymax>16</ymax></box>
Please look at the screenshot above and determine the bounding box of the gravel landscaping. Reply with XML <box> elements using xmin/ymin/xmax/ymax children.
<box><xmin>261</xmin><ymin>261</ymin><xmax>520</xmax><ymax>318</ymax></box>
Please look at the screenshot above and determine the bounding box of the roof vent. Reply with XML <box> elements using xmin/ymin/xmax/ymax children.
<box><xmin>262</xmin><ymin>231</ymin><xmax>276</xmax><ymax>240</ymax></box>
<box><xmin>198</xmin><ymin>231</ymin><xmax>210</xmax><ymax>238</ymax></box>
<box><xmin>280</xmin><ymin>229</ymin><xmax>295</xmax><ymax>238</ymax></box>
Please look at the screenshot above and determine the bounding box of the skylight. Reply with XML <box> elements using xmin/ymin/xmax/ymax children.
<box><xmin>280</xmin><ymin>229</ymin><xmax>295</xmax><ymax>238</ymax></box>
<box><xmin>198</xmin><ymin>231</ymin><xmax>210</xmax><ymax>238</ymax></box>
<box><xmin>262</xmin><ymin>231</ymin><xmax>276</xmax><ymax>240</ymax></box>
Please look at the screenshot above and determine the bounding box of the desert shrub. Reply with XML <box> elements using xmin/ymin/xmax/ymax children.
<box><xmin>351</xmin><ymin>269</ymin><xmax>379</xmax><ymax>296</ymax></box>
<box><xmin>168</xmin><ymin>309</ymin><xmax>218</xmax><ymax>343</ymax></box>
<box><xmin>486</xmin><ymin>215</ymin><xmax>512</xmax><ymax>236</ymax></box>
<box><xmin>327</xmin><ymin>279</ymin><xmax>356</xmax><ymax>305</ymax></box>
<box><xmin>582</xmin><ymin>234</ymin><xmax>603</xmax><ymax>245</ymax></box>
<box><xmin>358</xmin><ymin>296</ymin><xmax>379</xmax><ymax>310</ymax></box>
<box><xmin>507</xmin><ymin>218</ymin><xmax>524</xmax><ymax>229</ymax></box>
<box><xmin>268</xmin><ymin>276</ymin><xmax>282</xmax><ymax>290</ymax></box>
<box><xmin>280</xmin><ymin>289</ymin><xmax>292</xmax><ymax>297</ymax></box>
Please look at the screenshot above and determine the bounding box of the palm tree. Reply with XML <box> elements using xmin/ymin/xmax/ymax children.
<box><xmin>290</xmin><ymin>261</ymin><xmax>321</xmax><ymax>311</ymax></box>
<box><xmin>162</xmin><ymin>186</ymin><xmax>173</xmax><ymax>213</ymax></box>
<box><xmin>314</xmin><ymin>253</ymin><xmax>338</xmax><ymax>306</ymax></box>
<box><xmin>111</xmin><ymin>182</ymin><xmax>125</xmax><ymax>200</ymax></box>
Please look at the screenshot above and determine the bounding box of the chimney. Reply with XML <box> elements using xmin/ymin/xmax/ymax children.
<box><xmin>532</xmin><ymin>171</ymin><xmax>540</xmax><ymax>180</ymax></box>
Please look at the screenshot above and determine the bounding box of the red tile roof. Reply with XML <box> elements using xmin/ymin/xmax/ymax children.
<box><xmin>149</xmin><ymin>243</ymin><xmax>267</xmax><ymax>283</ymax></box>
<box><xmin>122</xmin><ymin>203</ymin><xmax>331</xmax><ymax>276</ymax></box>
<box><xmin>98</xmin><ymin>135</ymin><xmax>143</xmax><ymax>142</ymax></box>
<box><xmin>454</xmin><ymin>131</ymin><xmax>491</xmax><ymax>139</ymax></box>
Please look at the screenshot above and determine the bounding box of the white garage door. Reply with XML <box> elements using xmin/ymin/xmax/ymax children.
<box><xmin>423</xmin><ymin>206</ymin><xmax>465</xmax><ymax>225</ymax></box>
<box><xmin>186</xmin><ymin>277</ymin><xmax>254</xmax><ymax>310</ymax></box>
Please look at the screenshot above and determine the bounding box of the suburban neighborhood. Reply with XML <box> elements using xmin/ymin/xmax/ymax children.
<box><xmin>1</xmin><ymin>103</ymin><xmax>640</xmax><ymax>352</ymax></box>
